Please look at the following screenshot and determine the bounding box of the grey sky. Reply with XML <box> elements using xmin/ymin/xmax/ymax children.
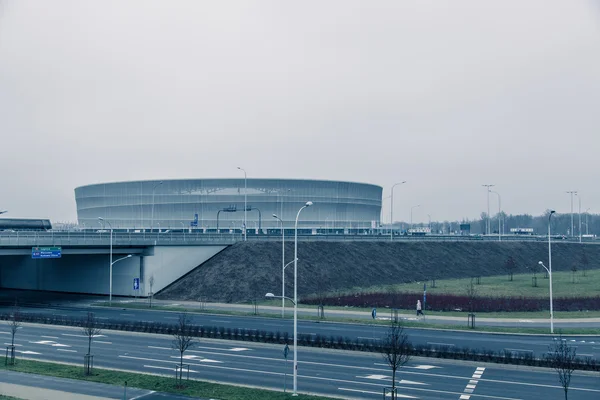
<box><xmin>1</xmin><ymin>1</ymin><xmax>599</xmax><ymax>224</ymax></box>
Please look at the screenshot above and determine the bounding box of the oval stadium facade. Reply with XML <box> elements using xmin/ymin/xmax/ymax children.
<box><xmin>75</xmin><ymin>179</ymin><xmax>382</xmax><ymax>233</ymax></box>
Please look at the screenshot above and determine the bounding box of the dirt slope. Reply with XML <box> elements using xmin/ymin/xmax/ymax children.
<box><xmin>156</xmin><ymin>241</ymin><xmax>599</xmax><ymax>303</ymax></box>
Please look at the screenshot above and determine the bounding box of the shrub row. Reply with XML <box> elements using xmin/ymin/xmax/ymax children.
<box><xmin>304</xmin><ymin>292</ymin><xmax>600</xmax><ymax>312</ymax></box>
<box><xmin>1</xmin><ymin>311</ymin><xmax>598</xmax><ymax>372</ymax></box>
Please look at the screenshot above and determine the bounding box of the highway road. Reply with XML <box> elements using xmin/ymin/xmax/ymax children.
<box><xmin>2</xmin><ymin>323</ymin><xmax>599</xmax><ymax>399</ymax></box>
<box><xmin>2</xmin><ymin>303</ymin><xmax>599</xmax><ymax>360</ymax></box>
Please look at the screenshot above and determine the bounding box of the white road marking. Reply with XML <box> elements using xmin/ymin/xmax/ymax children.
<box><xmin>163</xmin><ymin>317</ymin><xmax>179</xmax><ymax>320</ymax></box>
<box><xmin>4</xmin><ymin>343</ymin><xmax>22</xmax><ymax>347</ymax></box>
<box><xmin>120</xmin><ymin>313</ymin><xmax>135</xmax><ymax>317</ymax></box>
<box><xmin>52</xmin><ymin>344</ymin><xmax>71</xmax><ymax>347</ymax></box>
<box><xmin>358</xmin><ymin>336</ymin><xmax>381</xmax><ymax>340</ymax></box>
<box><xmin>0</xmin><ymin>332</ymin><xmax>10</xmax><ymax>335</ymax></box>
<box><xmin>41</xmin><ymin>336</ymin><xmax>59</xmax><ymax>339</ymax></box>
<box><xmin>148</xmin><ymin>346</ymin><xmax>172</xmax><ymax>351</ymax></box>
<box><xmin>338</xmin><ymin>387</ymin><xmax>417</xmax><ymax>398</ymax></box>
<box><xmin>169</xmin><ymin>355</ymin><xmax>222</xmax><ymax>363</ymax></box>
<box><xmin>229</xmin><ymin>348</ymin><xmax>250</xmax><ymax>352</ymax></box>
<box><xmin>62</xmin><ymin>333</ymin><xmax>106</xmax><ymax>338</ymax></box>
<box><xmin>409</xmin><ymin>365</ymin><xmax>441</xmax><ymax>370</ymax></box>
<box><xmin>95</xmin><ymin>341</ymin><xmax>112</xmax><ymax>345</ymax></box>
<box><xmin>461</xmin><ymin>366</ymin><xmax>485</xmax><ymax>398</ymax></box>
<box><xmin>578</xmin><ymin>353</ymin><xmax>593</xmax><ymax>357</ymax></box>
<box><xmin>518</xmin><ymin>320</ymin><xmax>533</xmax><ymax>323</ymax></box>
<box><xmin>56</xmin><ymin>349</ymin><xmax>77</xmax><ymax>353</ymax></box>
<box><xmin>427</xmin><ymin>342</ymin><xmax>455</xmax><ymax>347</ymax></box>
<box><xmin>504</xmin><ymin>348</ymin><xmax>533</xmax><ymax>353</ymax></box>
<box><xmin>18</xmin><ymin>350</ymin><xmax>42</xmax><ymax>355</ymax></box>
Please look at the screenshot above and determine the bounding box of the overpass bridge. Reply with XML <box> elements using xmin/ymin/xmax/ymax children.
<box><xmin>0</xmin><ymin>232</ymin><xmax>235</xmax><ymax>298</ymax></box>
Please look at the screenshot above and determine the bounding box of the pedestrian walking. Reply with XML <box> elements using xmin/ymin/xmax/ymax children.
<box><xmin>416</xmin><ymin>299</ymin><xmax>424</xmax><ymax>316</ymax></box>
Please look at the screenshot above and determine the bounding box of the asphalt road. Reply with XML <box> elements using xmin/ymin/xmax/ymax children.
<box><xmin>2</xmin><ymin>323</ymin><xmax>599</xmax><ymax>400</ymax></box>
<box><xmin>2</xmin><ymin>303</ymin><xmax>599</xmax><ymax>360</ymax></box>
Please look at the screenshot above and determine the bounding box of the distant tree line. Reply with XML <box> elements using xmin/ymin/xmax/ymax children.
<box><xmin>409</xmin><ymin>210</ymin><xmax>598</xmax><ymax>236</ymax></box>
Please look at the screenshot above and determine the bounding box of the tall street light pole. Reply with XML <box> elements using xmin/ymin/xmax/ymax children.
<box><xmin>273</xmin><ymin>214</ymin><xmax>286</xmax><ymax>318</ymax></box>
<box><xmin>490</xmin><ymin>190</ymin><xmax>501</xmax><ymax>241</ymax></box>
<box><xmin>98</xmin><ymin>217</ymin><xmax>113</xmax><ymax>305</ymax></box>
<box><xmin>482</xmin><ymin>185</ymin><xmax>494</xmax><ymax>235</ymax></box>
<box><xmin>585</xmin><ymin>208</ymin><xmax>590</xmax><ymax>235</ymax></box>
<box><xmin>566</xmin><ymin>191</ymin><xmax>576</xmax><ymax>237</ymax></box>
<box><xmin>390</xmin><ymin>182</ymin><xmax>406</xmax><ymax>241</ymax></box>
<box><xmin>539</xmin><ymin>209</ymin><xmax>556</xmax><ymax>334</ymax></box>
<box><xmin>576</xmin><ymin>193</ymin><xmax>582</xmax><ymax>243</ymax></box>
<box><xmin>294</xmin><ymin>201</ymin><xmax>312</xmax><ymax>396</ymax></box>
<box><xmin>237</xmin><ymin>167</ymin><xmax>247</xmax><ymax>241</ymax></box>
<box><xmin>151</xmin><ymin>181</ymin><xmax>163</xmax><ymax>232</ymax></box>
<box><xmin>410</xmin><ymin>204</ymin><xmax>420</xmax><ymax>229</ymax></box>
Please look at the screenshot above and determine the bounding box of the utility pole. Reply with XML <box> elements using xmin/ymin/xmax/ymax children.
<box><xmin>482</xmin><ymin>184</ymin><xmax>495</xmax><ymax>235</ymax></box>
<box><xmin>566</xmin><ymin>191</ymin><xmax>577</xmax><ymax>237</ymax></box>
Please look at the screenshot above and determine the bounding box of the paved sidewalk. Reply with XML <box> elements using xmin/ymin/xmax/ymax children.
<box><xmin>0</xmin><ymin>369</ymin><xmax>203</xmax><ymax>400</ymax></box>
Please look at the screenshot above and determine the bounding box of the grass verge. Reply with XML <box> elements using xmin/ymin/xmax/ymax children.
<box><xmin>0</xmin><ymin>358</ymin><xmax>335</xmax><ymax>400</ymax></box>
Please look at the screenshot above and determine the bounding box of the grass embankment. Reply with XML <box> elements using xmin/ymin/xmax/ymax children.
<box><xmin>359</xmin><ymin>269</ymin><xmax>600</xmax><ymax>299</ymax></box>
<box><xmin>0</xmin><ymin>359</ymin><xmax>335</xmax><ymax>400</ymax></box>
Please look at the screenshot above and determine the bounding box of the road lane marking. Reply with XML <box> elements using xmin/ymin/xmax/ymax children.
<box><xmin>460</xmin><ymin>366</ymin><xmax>485</xmax><ymax>399</ymax></box>
<box><xmin>359</xmin><ymin>375</ymin><xmax>428</xmax><ymax>385</ymax></box>
<box><xmin>18</xmin><ymin>350</ymin><xmax>42</xmax><ymax>355</ymax></box>
<box><xmin>338</xmin><ymin>388</ymin><xmax>417</xmax><ymax>398</ymax></box>
<box><xmin>120</xmin><ymin>313</ymin><xmax>135</xmax><ymax>317</ymax></box>
<box><xmin>61</xmin><ymin>333</ymin><xmax>106</xmax><ymax>338</ymax></box>
<box><xmin>56</xmin><ymin>349</ymin><xmax>77</xmax><ymax>353</ymax></box>
<box><xmin>41</xmin><ymin>336</ymin><xmax>59</xmax><ymax>339</ymax></box>
<box><xmin>426</xmin><ymin>342</ymin><xmax>455</xmax><ymax>347</ymax></box>
<box><xmin>4</xmin><ymin>343</ymin><xmax>22</xmax><ymax>347</ymax></box>
<box><xmin>578</xmin><ymin>353</ymin><xmax>593</xmax><ymax>357</ymax></box>
<box><xmin>148</xmin><ymin>346</ymin><xmax>172</xmax><ymax>351</ymax></box>
<box><xmin>163</xmin><ymin>317</ymin><xmax>179</xmax><ymax>320</ymax></box>
<box><xmin>209</xmin><ymin>320</ymin><xmax>231</xmax><ymax>324</ymax></box>
<box><xmin>229</xmin><ymin>348</ymin><xmax>250</xmax><ymax>352</ymax></box>
<box><xmin>358</xmin><ymin>336</ymin><xmax>381</xmax><ymax>340</ymax></box>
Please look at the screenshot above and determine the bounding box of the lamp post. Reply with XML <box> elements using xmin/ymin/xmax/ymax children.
<box><xmin>482</xmin><ymin>184</ymin><xmax>494</xmax><ymax>235</ymax></box>
<box><xmin>490</xmin><ymin>190</ymin><xmax>501</xmax><ymax>241</ymax></box>
<box><xmin>273</xmin><ymin>214</ymin><xmax>286</xmax><ymax>318</ymax></box>
<box><xmin>540</xmin><ymin>209</ymin><xmax>556</xmax><ymax>334</ymax></box>
<box><xmin>410</xmin><ymin>204</ymin><xmax>420</xmax><ymax>229</ymax></box>
<box><xmin>98</xmin><ymin>217</ymin><xmax>114</xmax><ymax>305</ymax></box>
<box><xmin>390</xmin><ymin>182</ymin><xmax>406</xmax><ymax>241</ymax></box>
<box><xmin>566</xmin><ymin>191</ymin><xmax>576</xmax><ymax>237</ymax></box>
<box><xmin>292</xmin><ymin>201</ymin><xmax>313</xmax><ymax>396</ymax></box>
<box><xmin>427</xmin><ymin>214</ymin><xmax>431</xmax><ymax>231</ymax></box>
<box><xmin>585</xmin><ymin>208</ymin><xmax>590</xmax><ymax>235</ymax></box>
<box><xmin>180</xmin><ymin>222</ymin><xmax>185</xmax><ymax>240</ymax></box>
<box><xmin>576</xmin><ymin>193</ymin><xmax>582</xmax><ymax>243</ymax></box>
<box><xmin>237</xmin><ymin>167</ymin><xmax>247</xmax><ymax>241</ymax></box>
<box><xmin>151</xmin><ymin>181</ymin><xmax>163</xmax><ymax>232</ymax></box>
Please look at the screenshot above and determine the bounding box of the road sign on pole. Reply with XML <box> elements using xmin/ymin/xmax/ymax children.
<box><xmin>31</xmin><ymin>247</ymin><xmax>61</xmax><ymax>259</ymax></box>
<box><xmin>133</xmin><ymin>278</ymin><xmax>140</xmax><ymax>291</ymax></box>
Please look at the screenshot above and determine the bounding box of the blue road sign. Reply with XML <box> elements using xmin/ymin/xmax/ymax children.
<box><xmin>133</xmin><ymin>278</ymin><xmax>140</xmax><ymax>291</ymax></box>
<box><xmin>31</xmin><ymin>247</ymin><xmax>61</xmax><ymax>259</ymax></box>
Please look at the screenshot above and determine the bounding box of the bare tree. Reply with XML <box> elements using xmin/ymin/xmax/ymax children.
<box><xmin>380</xmin><ymin>321</ymin><xmax>412</xmax><ymax>400</ymax></box>
<box><xmin>250</xmin><ymin>281</ymin><xmax>262</xmax><ymax>315</ymax></box>
<box><xmin>81</xmin><ymin>312</ymin><xmax>102</xmax><ymax>375</ymax></box>
<box><xmin>81</xmin><ymin>312</ymin><xmax>102</xmax><ymax>356</ymax></box>
<box><xmin>148</xmin><ymin>275</ymin><xmax>155</xmax><ymax>308</ymax></box>
<box><xmin>9</xmin><ymin>301</ymin><xmax>22</xmax><ymax>348</ymax></box>
<box><xmin>466</xmin><ymin>278</ymin><xmax>478</xmax><ymax>313</ymax></box>
<box><xmin>547</xmin><ymin>334</ymin><xmax>577</xmax><ymax>400</ymax></box>
<box><xmin>580</xmin><ymin>250</ymin><xmax>589</xmax><ymax>277</ymax></box>
<box><xmin>172</xmin><ymin>313</ymin><xmax>196</xmax><ymax>371</ymax></box>
<box><xmin>570</xmin><ymin>262</ymin><xmax>578</xmax><ymax>284</ymax></box>
<box><xmin>504</xmin><ymin>256</ymin><xmax>517</xmax><ymax>281</ymax></box>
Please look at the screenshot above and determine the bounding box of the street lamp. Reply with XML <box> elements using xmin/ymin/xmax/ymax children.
<box><xmin>151</xmin><ymin>181</ymin><xmax>163</xmax><ymax>232</ymax></box>
<box><xmin>427</xmin><ymin>214</ymin><xmax>431</xmax><ymax>231</ymax></box>
<box><xmin>390</xmin><ymin>182</ymin><xmax>406</xmax><ymax>241</ymax></box>
<box><xmin>540</xmin><ymin>209</ymin><xmax>556</xmax><ymax>334</ymax></box>
<box><xmin>576</xmin><ymin>193</ymin><xmax>582</xmax><ymax>243</ymax></box>
<box><xmin>273</xmin><ymin>214</ymin><xmax>287</xmax><ymax>318</ymax></box>
<box><xmin>490</xmin><ymin>190</ymin><xmax>501</xmax><ymax>241</ymax></box>
<box><xmin>566</xmin><ymin>191</ymin><xmax>576</xmax><ymax>237</ymax></box>
<box><xmin>237</xmin><ymin>167</ymin><xmax>247</xmax><ymax>241</ymax></box>
<box><xmin>482</xmin><ymin>184</ymin><xmax>495</xmax><ymax>235</ymax></box>
<box><xmin>410</xmin><ymin>204</ymin><xmax>420</xmax><ymax>229</ymax></box>
<box><xmin>290</xmin><ymin>201</ymin><xmax>313</xmax><ymax>396</ymax></box>
<box><xmin>585</xmin><ymin>208</ymin><xmax>591</xmax><ymax>235</ymax></box>
<box><xmin>98</xmin><ymin>217</ymin><xmax>113</xmax><ymax>305</ymax></box>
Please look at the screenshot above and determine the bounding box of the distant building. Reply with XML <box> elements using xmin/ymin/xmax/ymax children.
<box><xmin>75</xmin><ymin>179</ymin><xmax>382</xmax><ymax>232</ymax></box>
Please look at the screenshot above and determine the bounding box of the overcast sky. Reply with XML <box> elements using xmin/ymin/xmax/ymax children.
<box><xmin>1</xmin><ymin>1</ymin><xmax>599</xmax><ymax>224</ymax></box>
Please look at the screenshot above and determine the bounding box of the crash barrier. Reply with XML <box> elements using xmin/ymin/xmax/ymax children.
<box><xmin>1</xmin><ymin>311</ymin><xmax>598</xmax><ymax>372</ymax></box>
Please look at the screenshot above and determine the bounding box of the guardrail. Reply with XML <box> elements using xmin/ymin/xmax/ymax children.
<box><xmin>0</xmin><ymin>231</ymin><xmax>596</xmax><ymax>246</ymax></box>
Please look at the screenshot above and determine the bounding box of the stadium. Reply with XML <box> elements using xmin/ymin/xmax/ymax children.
<box><xmin>75</xmin><ymin>179</ymin><xmax>383</xmax><ymax>234</ymax></box>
